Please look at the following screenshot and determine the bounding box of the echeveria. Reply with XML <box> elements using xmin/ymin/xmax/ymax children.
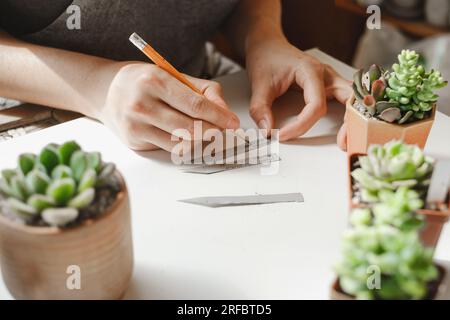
<box><xmin>0</xmin><ymin>141</ymin><xmax>115</xmax><ymax>227</ymax></box>
<box><xmin>351</xmin><ymin>140</ymin><xmax>433</xmax><ymax>203</ymax></box>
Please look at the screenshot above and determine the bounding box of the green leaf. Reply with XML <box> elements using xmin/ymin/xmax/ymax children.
<box><xmin>69</xmin><ymin>188</ymin><xmax>95</xmax><ymax>209</ymax></box>
<box><xmin>51</xmin><ymin>165</ymin><xmax>73</xmax><ymax>180</ymax></box>
<box><xmin>358</xmin><ymin>156</ymin><xmax>373</xmax><ymax>174</ymax></box>
<box><xmin>388</xmin><ymin>158</ymin><xmax>416</xmax><ymax>180</ymax></box>
<box><xmin>351</xmin><ymin>169</ymin><xmax>391</xmax><ymax>191</ymax></box>
<box><xmin>340</xmin><ymin>276</ymin><xmax>363</xmax><ymax>297</ymax></box>
<box><xmin>87</xmin><ymin>152</ymin><xmax>102</xmax><ymax>172</ymax></box>
<box><xmin>350</xmin><ymin>208</ymin><xmax>372</xmax><ymax>227</ymax></box>
<box><xmin>78</xmin><ymin>169</ymin><xmax>97</xmax><ymax>193</ymax></box>
<box><xmin>1</xmin><ymin>169</ymin><xmax>17</xmax><ymax>183</ymax></box>
<box><xmin>46</xmin><ymin>178</ymin><xmax>76</xmax><ymax>206</ymax></box>
<box><xmin>0</xmin><ymin>178</ymin><xmax>12</xmax><ymax>196</ymax></box>
<box><xmin>42</xmin><ymin>207</ymin><xmax>79</xmax><ymax>227</ymax></box>
<box><xmin>18</xmin><ymin>153</ymin><xmax>36</xmax><ymax>176</ymax></box>
<box><xmin>361</xmin><ymin>188</ymin><xmax>379</xmax><ymax>203</ymax></box>
<box><xmin>46</xmin><ymin>143</ymin><xmax>60</xmax><ymax>151</ymax></box>
<box><xmin>70</xmin><ymin>150</ymin><xmax>88</xmax><ymax>181</ymax></box>
<box><xmin>7</xmin><ymin>198</ymin><xmax>38</xmax><ymax>218</ymax></box>
<box><xmin>26</xmin><ymin>170</ymin><xmax>50</xmax><ymax>194</ymax></box>
<box><xmin>39</xmin><ymin>146</ymin><xmax>60</xmax><ymax>174</ymax></box>
<box><xmin>58</xmin><ymin>141</ymin><xmax>81</xmax><ymax>165</ymax></box>
<box><xmin>9</xmin><ymin>176</ymin><xmax>28</xmax><ymax>201</ymax></box>
<box><xmin>27</xmin><ymin>194</ymin><xmax>55</xmax><ymax>211</ymax></box>
<box><xmin>34</xmin><ymin>162</ymin><xmax>48</xmax><ymax>174</ymax></box>
<box><xmin>97</xmin><ymin>163</ymin><xmax>115</xmax><ymax>186</ymax></box>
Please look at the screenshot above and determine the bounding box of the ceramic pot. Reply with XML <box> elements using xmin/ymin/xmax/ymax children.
<box><xmin>345</xmin><ymin>95</ymin><xmax>435</xmax><ymax>156</ymax></box>
<box><xmin>348</xmin><ymin>154</ymin><xmax>450</xmax><ymax>248</ymax></box>
<box><xmin>0</xmin><ymin>171</ymin><xmax>133</xmax><ymax>300</ymax></box>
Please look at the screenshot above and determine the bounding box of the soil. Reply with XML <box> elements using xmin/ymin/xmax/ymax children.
<box><xmin>0</xmin><ymin>173</ymin><xmax>121</xmax><ymax>228</ymax></box>
<box><xmin>352</xmin><ymin>101</ymin><xmax>377</xmax><ymax>120</ymax></box>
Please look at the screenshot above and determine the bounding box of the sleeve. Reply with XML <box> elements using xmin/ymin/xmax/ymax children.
<box><xmin>0</xmin><ymin>0</ymin><xmax>73</xmax><ymax>35</ymax></box>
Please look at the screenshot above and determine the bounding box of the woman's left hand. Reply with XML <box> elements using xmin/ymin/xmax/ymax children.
<box><xmin>246</xmin><ymin>37</ymin><xmax>352</xmax><ymax>145</ymax></box>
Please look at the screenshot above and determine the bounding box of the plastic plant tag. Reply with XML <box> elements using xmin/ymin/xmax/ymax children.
<box><xmin>426</xmin><ymin>160</ymin><xmax>450</xmax><ymax>205</ymax></box>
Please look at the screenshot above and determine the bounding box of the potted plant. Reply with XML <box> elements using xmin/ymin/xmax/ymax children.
<box><xmin>331</xmin><ymin>213</ymin><xmax>446</xmax><ymax>300</ymax></box>
<box><xmin>345</xmin><ymin>49</ymin><xmax>448</xmax><ymax>155</ymax></box>
<box><xmin>0</xmin><ymin>141</ymin><xmax>133</xmax><ymax>299</ymax></box>
<box><xmin>349</xmin><ymin>140</ymin><xmax>450</xmax><ymax>247</ymax></box>
<box><xmin>352</xmin><ymin>187</ymin><xmax>424</xmax><ymax>230</ymax></box>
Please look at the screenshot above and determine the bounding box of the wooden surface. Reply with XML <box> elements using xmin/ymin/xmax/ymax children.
<box><xmin>336</xmin><ymin>0</ymin><xmax>450</xmax><ymax>38</ymax></box>
<box><xmin>0</xmin><ymin>104</ymin><xmax>52</xmax><ymax>132</ymax></box>
<box><xmin>0</xmin><ymin>172</ymin><xmax>134</xmax><ymax>300</ymax></box>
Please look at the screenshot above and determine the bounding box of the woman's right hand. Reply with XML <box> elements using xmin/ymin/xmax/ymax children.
<box><xmin>97</xmin><ymin>62</ymin><xmax>240</xmax><ymax>151</ymax></box>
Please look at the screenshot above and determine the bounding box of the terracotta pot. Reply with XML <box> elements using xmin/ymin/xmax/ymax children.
<box><xmin>348</xmin><ymin>154</ymin><xmax>450</xmax><ymax>248</ymax></box>
<box><xmin>0</xmin><ymin>171</ymin><xmax>133</xmax><ymax>300</ymax></box>
<box><xmin>330</xmin><ymin>263</ymin><xmax>447</xmax><ymax>300</ymax></box>
<box><xmin>345</xmin><ymin>95</ymin><xmax>435</xmax><ymax>156</ymax></box>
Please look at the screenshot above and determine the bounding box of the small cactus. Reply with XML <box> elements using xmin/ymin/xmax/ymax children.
<box><xmin>386</xmin><ymin>50</ymin><xmax>447</xmax><ymax>123</ymax></box>
<box><xmin>0</xmin><ymin>141</ymin><xmax>115</xmax><ymax>227</ymax></box>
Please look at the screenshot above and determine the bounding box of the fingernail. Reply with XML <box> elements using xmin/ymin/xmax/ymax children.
<box><xmin>258</xmin><ymin>119</ymin><xmax>269</xmax><ymax>130</ymax></box>
<box><xmin>227</xmin><ymin>116</ymin><xmax>240</xmax><ymax>129</ymax></box>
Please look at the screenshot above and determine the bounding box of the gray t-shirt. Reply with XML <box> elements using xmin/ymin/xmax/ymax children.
<box><xmin>0</xmin><ymin>0</ymin><xmax>239</xmax><ymax>76</ymax></box>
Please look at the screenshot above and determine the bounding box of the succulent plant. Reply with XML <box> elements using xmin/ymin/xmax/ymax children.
<box><xmin>335</xmin><ymin>223</ymin><xmax>438</xmax><ymax>300</ymax></box>
<box><xmin>386</xmin><ymin>50</ymin><xmax>448</xmax><ymax>123</ymax></box>
<box><xmin>353</xmin><ymin>64</ymin><xmax>403</xmax><ymax>123</ymax></box>
<box><xmin>0</xmin><ymin>141</ymin><xmax>115</xmax><ymax>227</ymax></box>
<box><xmin>351</xmin><ymin>140</ymin><xmax>433</xmax><ymax>203</ymax></box>
<box><xmin>350</xmin><ymin>187</ymin><xmax>424</xmax><ymax>231</ymax></box>
<box><xmin>352</xmin><ymin>49</ymin><xmax>447</xmax><ymax>124</ymax></box>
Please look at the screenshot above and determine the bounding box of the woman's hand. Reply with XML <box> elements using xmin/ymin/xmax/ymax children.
<box><xmin>246</xmin><ymin>38</ymin><xmax>352</xmax><ymax>143</ymax></box>
<box><xmin>97</xmin><ymin>63</ymin><xmax>240</xmax><ymax>151</ymax></box>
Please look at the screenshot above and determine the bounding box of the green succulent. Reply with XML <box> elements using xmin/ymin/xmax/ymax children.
<box><xmin>351</xmin><ymin>187</ymin><xmax>424</xmax><ymax>232</ymax></box>
<box><xmin>0</xmin><ymin>141</ymin><xmax>115</xmax><ymax>227</ymax></box>
<box><xmin>351</xmin><ymin>140</ymin><xmax>433</xmax><ymax>203</ymax></box>
<box><xmin>335</xmin><ymin>224</ymin><xmax>438</xmax><ymax>300</ymax></box>
<box><xmin>353</xmin><ymin>64</ymin><xmax>403</xmax><ymax>123</ymax></box>
<box><xmin>352</xmin><ymin>50</ymin><xmax>447</xmax><ymax>124</ymax></box>
<box><xmin>386</xmin><ymin>50</ymin><xmax>448</xmax><ymax>123</ymax></box>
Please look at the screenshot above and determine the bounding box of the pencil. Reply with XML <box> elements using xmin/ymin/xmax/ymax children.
<box><xmin>129</xmin><ymin>32</ymin><xmax>250</xmax><ymax>145</ymax></box>
<box><xmin>129</xmin><ymin>32</ymin><xmax>202</xmax><ymax>94</ymax></box>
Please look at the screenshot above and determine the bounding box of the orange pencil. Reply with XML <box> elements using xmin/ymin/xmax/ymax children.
<box><xmin>129</xmin><ymin>32</ymin><xmax>202</xmax><ymax>94</ymax></box>
<box><xmin>129</xmin><ymin>32</ymin><xmax>249</xmax><ymax>145</ymax></box>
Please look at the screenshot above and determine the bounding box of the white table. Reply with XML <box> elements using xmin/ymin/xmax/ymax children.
<box><xmin>1</xmin><ymin>50</ymin><xmax>450</xmax><ymax>300</ymax></box>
